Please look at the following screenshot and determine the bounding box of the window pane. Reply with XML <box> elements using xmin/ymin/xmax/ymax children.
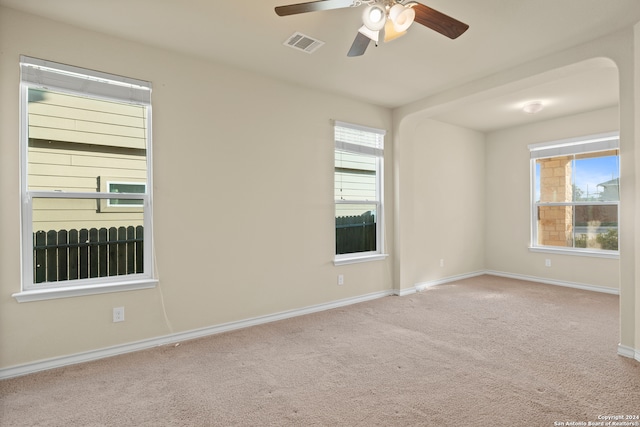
<box><xmin>335</xmin><ymin>204</ymin><xmax>377</xmax><ymax>255</ymax></box>
<box><xmin>32</xmin><ymin>197</ymin><xmax>144</xmax><ymax>283</ymax></box>
<box><xmin>537</xmin><ymin>204</ymin><xmax>618</xmax><ymax>250</ymax></box>
<box><xmin>27</xmin><ymin>88</ymin><xmax>148</xmax><ymax>192</ymax></box>
<box><xmin>108</xmin><ymin>182</ymin><xmax>146</xmax><ymax>206</ymax></box>
<box><xmin>109</xmin><ymin>183</ymin><xmax>146</xmax><ymax>193</ymax></box>
<box><xmin>109</xmin><ymin>198</ymin><xmax>143</xmax><ymax>206</ymax></box>
<box><xmin>536</xmin><ymin>151</ymin><xmax>620</xmax><ymax>203</ymax></box>
<box><xmin>335</xmin><ymin>150</ymin><xmax>377</xmax><ymax>201</ymax></box>
<box><xmin>574</xmin><ymin>205</ymin><xmax>618</xmax><ymax>250</ymax></box>
<box><xmin>536</xmin><ymin>156</ymin><xmax>573</xmax><ymax>203</ymax></box>
<box><xmin>537</xmin><ymin>205</ymin><xmax>573</xmax><ymax>247</ymax></box>
<box><xmin>573</xmin><ymin>151</ymin><xmax>619</xmax><ymax>201</ymax></box>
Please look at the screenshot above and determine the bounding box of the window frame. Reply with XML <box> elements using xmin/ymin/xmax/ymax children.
<box><xmin>333</xmin><ymin>120</ymin><xmax>388</xmax><ymax>265</ymax></box>
<box><xmin>529</xmin><ymin>132</ymin><xmax>620</xmax><ymax>258</ymax></box>
<box><xmin>14</xmin><ymin>56</ymin><xmax>157</xmax><ymax>302</ymax></box>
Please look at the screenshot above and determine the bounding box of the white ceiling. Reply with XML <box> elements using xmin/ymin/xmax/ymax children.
<box><xmin>2</xmin><ymin>0</ymin><xmax>638</xmax><ymax>131</ymax></box>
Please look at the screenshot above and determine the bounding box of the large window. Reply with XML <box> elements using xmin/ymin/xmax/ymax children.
<box><xmin>16</xmin><ymin>56</ymin><xmax>156</xmax><ymax>301</ymax></box>
<box><xmin>530</xmin><ymin>132</ymin><xmax>619</xmax><ymax>255</ymax></box>
<box><xmin>334</xmin><ymin>121</ymin><xmax>386</xmax><ymax>264</ymax></box>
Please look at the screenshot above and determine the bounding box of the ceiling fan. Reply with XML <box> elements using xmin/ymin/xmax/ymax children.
<box><xmin>275</xmin><ymin>0</ymin><xmax>469</xmax><ymax>57</ymax></box>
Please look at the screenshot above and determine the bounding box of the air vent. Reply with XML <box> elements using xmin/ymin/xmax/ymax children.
<box><xmin>283</xmin><ymin>32</ymin><xmax>325</xmax><ymax>54</ymax></box>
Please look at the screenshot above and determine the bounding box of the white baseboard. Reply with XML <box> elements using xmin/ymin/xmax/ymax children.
<box><xmin>400</xmin><ymin>269</ymin><xmax>620</xmax><ymax>296</ymax></box>
<box><xmin>618</xmin><ymin>344</ymin><xmax>640</xmax><ymax>362</ymax></box>
<box><xmin>396</xmin><ymin>271</ymin><xmax>486</xmax><ymax>296</ymax></box>
<box><xmin>0</xmin><ymin>270</ymin><xmax>626</xmax><ymax>380</ymax></box>
<box><xmin>485</xmin><ymin>270</ymin><xmax>620</xmax><ymax>295</ymax></box>
<box><xmin>0</xmin><ymin>289</ymin><xmax>393</xmax><ymax>380</ymax></box>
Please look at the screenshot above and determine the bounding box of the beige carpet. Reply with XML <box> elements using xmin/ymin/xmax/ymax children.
<box><xmin>1</xmin><ymin>275</ymin><xmax>639</xmax><ymax>426</ymax></box>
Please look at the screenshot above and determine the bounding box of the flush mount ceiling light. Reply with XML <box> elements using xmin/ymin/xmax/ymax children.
<box><xmin>522</xmin><ymin>101</ymin><xmax>545</xmax><ymax>114</ymax></box>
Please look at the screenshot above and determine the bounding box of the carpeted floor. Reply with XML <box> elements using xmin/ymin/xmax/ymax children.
<box><xmin>1</xmin><ymin>275</ymin><xmax>639</xmax><ymax>426</ymax></box>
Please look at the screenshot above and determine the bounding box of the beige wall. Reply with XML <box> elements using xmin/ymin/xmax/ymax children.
<box><xmin>395</xmin><ymin>118</ymin><xmax>485</xmax><ymax>291</ymax></box>
<box><xmin>0</xmin><ymin>7</ymin><xmax>394</xmax><ymax>369</ymax></box>
<box><xmin>485</xmin><ymin>107</ymin><xmax>620</xmax><ymax>289</ymax></box>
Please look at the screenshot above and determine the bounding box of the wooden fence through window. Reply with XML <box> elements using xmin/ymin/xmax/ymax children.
<box><xmin>33</xmin><ymin>226</ymin><xmax>143</xmax><ymax>283</ymax></box>
<box><xmin>336</xmin><ymin>212</ymin><xmax>376</xmax><ymax>254</ymax></box>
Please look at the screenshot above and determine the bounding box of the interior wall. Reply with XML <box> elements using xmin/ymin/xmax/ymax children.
<box><xmin>485</xmin><ymin>107</ymin><xmax>620</xmax><ymax>290</ymax></box>
<box><xmin>0</xmin><ymin>7</ymin><xmax>394</xmax><ymax>370</ymax></box>
<box><xmin>396</xmin><ymin>118</ymin><xmax>485</xmax><ymax>291</ymax></box>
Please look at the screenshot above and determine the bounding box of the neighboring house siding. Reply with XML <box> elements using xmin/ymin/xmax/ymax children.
<box><xmin>28</xmin><ymin>89</ymin><xmax>147</xmax><ymax>232</ymax></box>
<box><xmin>28</xmin><ymin>89</ymin><xmax>147</xmax><ymax>149</ymax></box>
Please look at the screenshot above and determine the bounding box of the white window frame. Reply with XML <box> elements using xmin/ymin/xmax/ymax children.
<box><xmin>333</xmin><ymin>120</ymin><xmax>388</xmax><ymax>265</ymax></box>
<box><xmin>529</xmin><ymin>131</ymin><xmax>620</xmax><ymax>259</ymax></box>
<box><xmin>14</xmin><ymin>56</ymin><xmax>157</xmax><ymax>302</ymax></box>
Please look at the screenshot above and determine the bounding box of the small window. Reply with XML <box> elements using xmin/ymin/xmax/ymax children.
<box><xmin>334</xmin><ymin>121</ymin><xmax>386</xmax><ymax>263</ymax></box>
<box><xmin>17</xmin><ymin>56</ymin><xmax>155</xmax><ymax>300</ymax></box>
<box><xmin>98</xmin><ymin>177</ymin><xmax>146</xmax><ymax>211</ymax></box>
<box><xmin>530</xmin><ymin>132</ymin><xmax>619</xmax><ymax>255</ymax></box>
<box><xmin>108</xmin><ymin>182</ymin><xmax>146</xmax><ymax>206</ymax></box>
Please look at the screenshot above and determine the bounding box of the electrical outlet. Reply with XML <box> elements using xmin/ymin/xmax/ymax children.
<box><xmin>440</xmin><ymin>259</ymin><xmax>445</xmax><ymax>268</ymax></box>
<box><xmin>113</xmin><ymin>307</ymin><xmax>125</xmax><ymax>323</ymax></box>
<box><xmin>338</xmin><ymin>274</ymin><xmax>344</xmax><ymax>285</ymax></box>
<box><xmin>545</xmin><ymin>259</ymin><xmax>551</xmax><ymax>267</ymax></box>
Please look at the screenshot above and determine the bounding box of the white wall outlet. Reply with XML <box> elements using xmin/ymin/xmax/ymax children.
<box><xmin>545</xmin><ymin>259</ymin><xmax>551</xmax><ymax>267</ymax></box>
<box><xmin>440</xmin><ymin>259</ymin><xmax>445</xmax><ymax>268</ymax></box>
<box><xmin>338</xmin><ymin>274</ymin><xmax>344</xmax><ymax>285</ymax></box>
<box><xmin>113</xmin><ymin>307</ymin><xmax>125</xmax><ymax>323</ymax></box>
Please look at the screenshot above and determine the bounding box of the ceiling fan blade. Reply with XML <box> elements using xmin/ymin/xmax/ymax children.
<box><xmin>347</xmin><ymin>32</ymin><xmax>371</xmax><ymax>57</ymax></box>
<box><xmin>275</xmin><ymin>0</ymin><xmax>354</xmax><ymax>16</ymax></box>
<box><xmin>411</xmin><ymin>3</ymin><xmax>469</xmax><ymax>39</ymax></box>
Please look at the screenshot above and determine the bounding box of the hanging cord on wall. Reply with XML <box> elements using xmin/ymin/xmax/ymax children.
<box><xmin>153</xmin><ymin>234</ymin><xmax>174</xmax><ymax>335</ymax></box>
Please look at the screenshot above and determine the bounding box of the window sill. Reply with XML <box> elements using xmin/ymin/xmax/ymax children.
<box><xmin>334</xmin><ymin>253</ymin><xmax>389</xmax><ymax>266</ymax></box>
<box><xmin>13</xmin><ymin>279</ymin><xmax>158</xmax><ymax>302</ymax></box>
<box><xmin>529</xmin><ymin>246</ymin><xmax>619</xmax><ymax>259</ymax></box>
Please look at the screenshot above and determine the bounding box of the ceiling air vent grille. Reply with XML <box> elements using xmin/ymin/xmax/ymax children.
<box><xmin>284</xmin><ymin>32</ymin><xmax>325</xmax><ymax>54</ymax></box>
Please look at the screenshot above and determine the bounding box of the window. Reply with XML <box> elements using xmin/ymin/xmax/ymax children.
<box><xmin>529</xmin><ymin>132</ymin><xmax>619</xmax><ymax>256</ymax></box>
<box><xmin>108</xmin><ymin>182</ymin><xmax>146</xmax><ymax>206</ymax></box>
<box><xmin>334</xmin><ymin>121</ymin><xmax>386</xmax><ymax>264</ymax></box>
<box><xmin>16</xmin><ymin>56</ymin><xmax>156</xmax><ymax>301</ymax></box>
<box><xmin>98</xmin><ymin>177</ymin><xmax>147</xmax><ymax>211</ymax></box>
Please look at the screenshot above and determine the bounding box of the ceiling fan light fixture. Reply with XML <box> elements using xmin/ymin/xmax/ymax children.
<box><xmin>274</xmin><ymin>0</ymin><xmax>470</xmax><ymax>57</ymax></box>
<box><xmin>362</xmin><ymin>4</ymin><xmax>387</xmax><ymax>31</ymax></box>
<box><xmin>358</xmin><ymin>25</ymin><xmax>380</xmax><ymax>43</ymax></box>
<box><xmin>383</xmin><ymin>19</ymin><xmax>406</xmax><ymax>42</ymax></box>
<box><xmin>388</xmin><ymin>4</ymin><xmax>403</xmax><ymax>21</ymax></box>
<box><xmin>391</xmin><ymin>6</ymin><xmax>415</xmax><ymax>32</ymax></box>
